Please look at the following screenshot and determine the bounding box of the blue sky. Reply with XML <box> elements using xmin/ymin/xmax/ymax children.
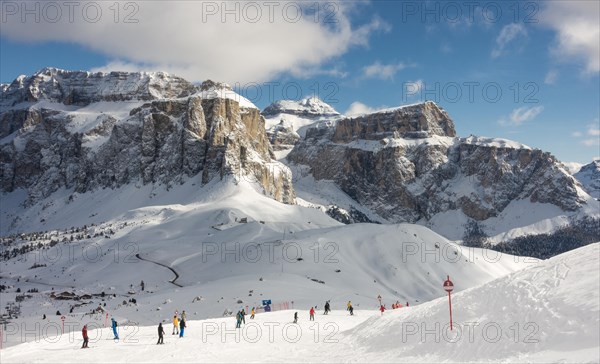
<box><xmin>1</xmin><ymin>1</ymin><xmax>598</xmax><ymax>163</ymax></box>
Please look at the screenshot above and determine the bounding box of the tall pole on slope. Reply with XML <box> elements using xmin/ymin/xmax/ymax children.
<box><xmin>443</xmin><ymin>275</ymin><xmax>454</xmax><ymax>331</ymax></box>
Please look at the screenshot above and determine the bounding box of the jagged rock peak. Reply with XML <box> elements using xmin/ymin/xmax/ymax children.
<box><xmin>262</xmin><ymin>96</ymin><xmax>340</xmax><ymax>118</ymax></box>
<box><xmin>2</xmin><ymin>67</ymin><xmax>196</xmax><ymax>105</ymax></box>
<box><xmin>574</xmin><ymin>159</ymin><xmax>600</xmax><ymax>199</ymax></box>
<box><xmin>200</xmin><ymin>80</ymin><xmax>232</xmax><ymax>91</ymax></box>
<box><xmin>330</xmin><ymin>100</ymin><xmax>456</xmax><ymax>142</ymax></box>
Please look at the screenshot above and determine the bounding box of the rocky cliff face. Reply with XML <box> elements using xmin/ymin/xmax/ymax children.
<box><xmin>288</xmin><ymin>101</ymin><xmax>587</xmax><ymax>227</ymax></box>
<box><xmin>263</xmin><ymin>97</ymin><xmax>342</xmax><ymax>150</ymax></box>
<box><xmin>0</xmin><ymin>69</ymin><xmax>295</xmax><ymax>205</ymax></box>
<box><xmin>574</xmin><ymin>160</ymin><xmax>600</xmax><ymax>199</ymax></box>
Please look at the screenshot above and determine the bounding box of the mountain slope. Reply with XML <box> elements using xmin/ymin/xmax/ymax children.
<box><xmin>1</xmin><ymin>242</ymin><xmax>596</xmax><ymax>363</ymax></box>
<box><xmin>0</xmin><ymin>178</ymin><xmax>531</xmax><ymax>348</ymax></box>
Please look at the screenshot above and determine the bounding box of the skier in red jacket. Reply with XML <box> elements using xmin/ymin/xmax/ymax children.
<box><xmin>380</xmin><ymin>305</ymin><xmax>385</xmax><ymax>315</ymax></box>
<box><xmin>309</xmin><ymin>307</ymin><xmax>315</xmax><ymax>321</ymax></box>
<box><xmin>81</xmin><ymin>325</ymin><xmax>89</xmax><ymax>348</ymax></box>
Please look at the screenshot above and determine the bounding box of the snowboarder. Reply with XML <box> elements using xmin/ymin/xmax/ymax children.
<box><xmin>235</xmin><ymin>311</ymin><xmax>242</xmax><ymax>329</ymax></box>
<box><xmin>380</xmin><ymin>305</ymin><xmax>385</xmax><ymax>316</ymax></box>
<box><xmin>347</xmin><ymin>301</ymin><xmax>352</xmax><ymax>312</ymax></box>
<box><xmin>324</xmin><ymin>301</ymin><xmax>330</xmax><ymax>315</ymax></box>
<box><xmin>81</xmin><ymin>325</ymin><xmax>89</xmax><ymax>349</ymax></box>
<box><xmin>111</xmin><ymin>318</ymin><xmax>119</xmax><ymax>340</ymax></box>
<box><xmin>293</xmin><ymin>312</ymin><xmax>298</xmax><ymax>324</ymax></box>
<box><xmin>348</xmin><ymin>303</ymin><xmax>354</xmax><ymax>316</ymax></box>
<box><xmin>250</xmin><ymin>307</ymin><xmax>255</xmax><ymax>319</ymax></box>
<box><xmin>157</xmin><ymin>323</ymin><xmax>165</xmax><ymax>344</ymax></box>
<box><xmin>179</xmin><ymin>318</ymin><xmax>186</xmax><ymax>338</ymax></box>
<box><xmin>172</xmin><ymin>315</ymin><xmax>179</xmax><ymax>335</ymax></box>
<box><xmin>309</xmin><ymin>307</ymin><xmax>315</xmax><ymax>321</ymax></box>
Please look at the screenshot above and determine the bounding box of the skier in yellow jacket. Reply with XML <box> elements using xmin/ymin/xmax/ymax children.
<box><xmin>172</xmin><ymin>315</ymin><xmax>179</xmax><ymax>335</ymax></box>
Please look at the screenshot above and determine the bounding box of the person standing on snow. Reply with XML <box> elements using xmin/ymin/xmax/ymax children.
<box><xmin>293</xmin><ymin>312</ymin><xmax>298</xmax><ymax>324</ymax></box>
<box><xmin>324</xmin><ymin>301</ymin><xmax>330</xmax><ymax>315</ymax></box>
<box><xmin>309</xmin><ymin>307</ymin><xmax>315</xmax><ymax>321</ymax></box>
<box><xmin>81</xmin><ymin>325</ymin><xmax>89</xmax><ymax>349</ymax></box>
<box><xmin>347</xmin><ymin>301</ymin><xmax>352</xmax><ymax>312</ymax></box>
<box><xmin>380</xmin><ymin>305</ymin><xmax>385</xmax><ymax>316</ymax></box>
<box><xmin>179</xmin><ymin>318</ymin><xmax>186</xmax><ymax>338</ymax></box>
<box><xmin>111</xmin><ymin>318</ymin><xmax>119</xmax><ymax>340</ymax></box>
<box><xmin>181</xmin><ymin>310</ymin><xmax>187</xmax><ymax>321</ymax></box>
<box><xmin>240</xmin><ymin>309</ymin><xmax>246</xmax><ymax>324</ymax></box>
<box><xmin>172</xmin><ymin>315</ymin><xmax>179</xmax><ymax>335</ymax></box>
<box><xmin>157</xmin><ymin>322</ymin><xmax>165</xmax><ymax>344</ymax></box>
<box><xmin>235</xmin><ymin>311</ymin><xmax>242</xmax><ymax>329</ymax></box>
<box><xmin>140</xmin><ymin>280</ymin><xmax>145</xmax><ymax>291</ymax></box>
<box><xmin>348</xmin><ymin>302</ymin><xmax>354</xmax><ymax>316</ymax></box>
<box><xmin>250</xmin><ymin>307</ymin><xmax>255</xmax><ymax>319</ymax></box>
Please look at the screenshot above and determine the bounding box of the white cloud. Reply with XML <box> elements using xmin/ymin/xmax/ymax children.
<box><xmin>544</xmin><ymin>70</ymin><xmax>558</xmax><ymax>85</ymax></box>
<box><xmin>491</xmin><ymin>23</ymin><xmax>527</xmax><ymax>58</ymax></box>
<box><xmin>562</xmin><ymin>161</ymin><xmax>583</xmax><ymax>174</ymax></box>
<box><xmin>571</xmin><ymin>119</ymin><xmax>600</xmax><ymax>147</ymax></box>
<box><xmin>404</xmin><ymin>79</ymin><xmax>424</xmax><ymax>98</ymax></box>
<box><xmin>440</xmin><ymin>43</ymin><xmax>453</xmax><ymax>54</ymax></box>
<box><xmin>587</xmin><ymin>124</ymin><xmax>600</xmax><ymax>136</ymax></box>
<box><xmin>498</xmin><ymin>105</ymin><xmax>544</xmax><ymax>126</ymax></box>
<box><xmin>582</xmin><ymin>138</ymin><xmax>600</xmax><ymax>147</ymax></box>
<box><xmin>361</xmin><ymin>61</ymin><xmax>412</xmax><ymax>81</ymax></box>
<box><xmin>540</xmin><ymin>1</ymin><xmax>600</xmax><ymax>73</ymax></box>
<box><xmin>345</xmin><ymin>101</ymin><xmax>387</xmax><ymax>117</ymax></box>
<box><xmin>1</xmin><ymin>1</ymin><xmax>388</xmax><ymax>83</ymax></box>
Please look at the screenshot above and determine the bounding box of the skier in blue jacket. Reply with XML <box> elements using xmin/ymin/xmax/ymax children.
<box><xmin>111</xmin><ymin>318</ymin><xmax>119</xmax><ymax>340</ymax></box>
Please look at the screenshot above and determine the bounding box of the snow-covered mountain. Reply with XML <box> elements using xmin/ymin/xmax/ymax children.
<box><xmin>0</xmin><ymin>70</ymin><xmax>598</xmax><ymax>362</ymax></box>
<box><xmin>286</xmin><ymin>101</ymin><xmax>598</xmax><ymax>240</ymax></box>
<box><xmin>262</xmin><ymin>97</ymin><xmax>342</xmax><ymax>155</ymax></box>
<box><xmin>0</xmin><ymin>68</ymin><xmax>294</xmax><ymax>208</ymax></box>
<box><xmin>574</xmin><ymin>159</ymin><xmax>600</xmax><ymax>199</ymax></box>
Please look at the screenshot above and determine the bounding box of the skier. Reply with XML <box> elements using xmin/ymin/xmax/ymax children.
<box><xmin>235</xmin><ymin>311</ymin><xmax>242</xmax><ymax>329</ymax></box>
<box><xmin>347</xmin><ymin>301</ymin><xmax>352</xmax><ymax>312</ymax></box>
<box><xmin>172</xmin><ymin>315</ymin><xmax>179</xmax><ymax>335</ymax></box>
<box><xmin>324</xmin><ymin>300</ymin><xmax>330</xmax><ymax>315</ymax></box>
<box><xmin>293</xmin><ymin>312</ymin><xmax>298</xmax><ymax>324</ymax></box>
<box><xmin>140</xmin><ymin>280</ymin><xmax>145</xmax><ymax>291</ymax></box>
<box><xmin>157</xmin><ymin>322</ymin><xmax>165</xmax><ymax>345</ymax></box>
<box><xmin>309</xmin><ymin>307</ymin><xmax>315</xmax><ymax>321</ymax></box>
<box><xmin>348</xmin><ymin>302</ymin><xmax>354</xmax><ymax>316</ymax></box>
<box><xmin>380</xmin><ymin>304</ymin><xmax>385</xmax><ymax>316</ymax></box>
<box><xmin>250</xmin><ymin>307</ymin><xmax>255</xmax><ymax>319</ymax></box>
<box><xmin>181</xmin><ymin>310</ymin><xmax>187</xmax><ymax>321</ymax></box>
<box><xmin>179</xmin><ymin>318</ymin><xmax>186</xmax><ymax>338</ymax></box>
<box><xmin>240</xmin><ymin>309</ymin><xmax>246</xmax><ymax>324</ymax></box>
<box><xmin>81</xmin><ymin>325</ymin><xmax>89</xmax><ymax>349</ymax></box>
<box><xmin>111</xmin><ymin>318</ymin><xmax>119</xmax><ymax>340</ymax></box>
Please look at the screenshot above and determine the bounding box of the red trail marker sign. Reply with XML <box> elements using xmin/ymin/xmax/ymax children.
<box><xmin>443</xmin><ymin>275</ymin><xmax>454</xmax><ymax>330</ymax></box>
